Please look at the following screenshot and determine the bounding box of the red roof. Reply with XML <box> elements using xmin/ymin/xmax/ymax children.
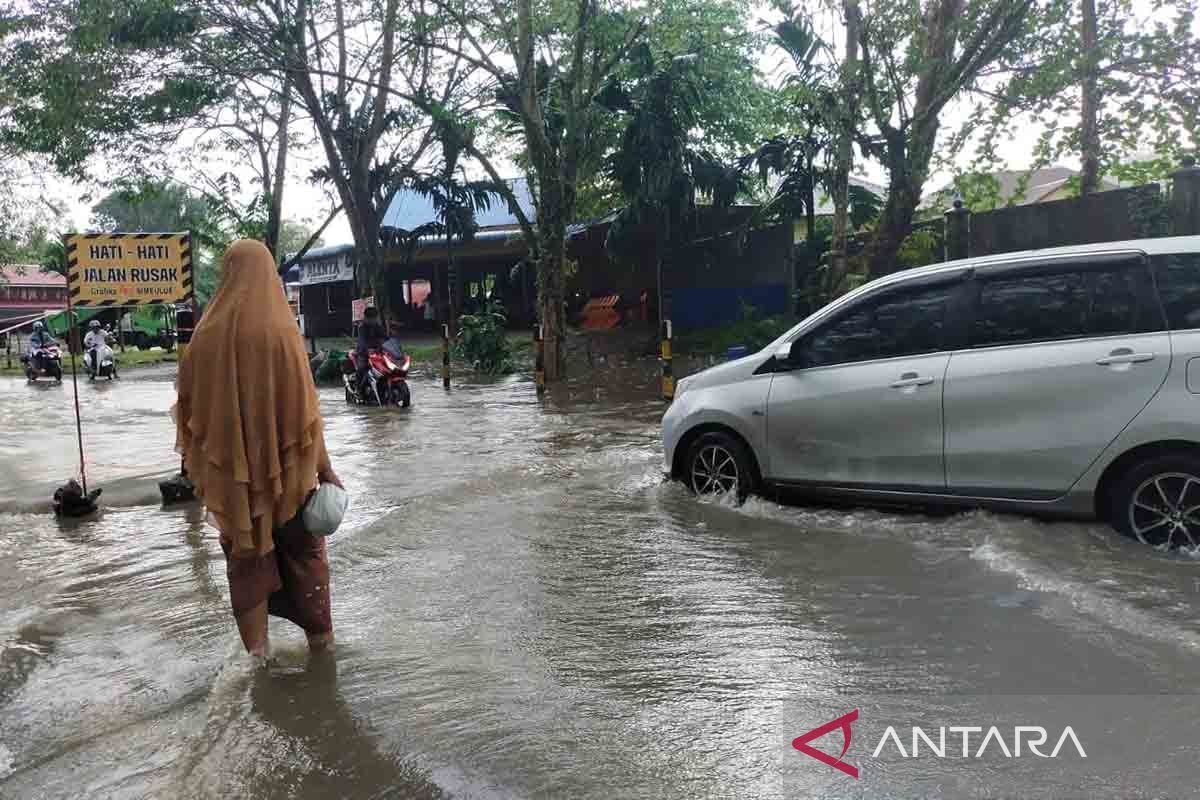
<box><xmin>0</xmin><ymin>265</ymin><xmax>66</xmax><ymax>287</ymax></box>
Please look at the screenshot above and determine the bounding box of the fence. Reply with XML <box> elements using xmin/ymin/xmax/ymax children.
<box><xmin>944</xmin><ymin>156</ymin><xmax>1200</xmax><ymax>261</ymax></box>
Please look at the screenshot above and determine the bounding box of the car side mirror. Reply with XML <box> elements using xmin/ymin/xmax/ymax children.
<box><xmin>775</xmin><ymin>340</ymin><xmax>806</xmax><ymax>370</ymax></box>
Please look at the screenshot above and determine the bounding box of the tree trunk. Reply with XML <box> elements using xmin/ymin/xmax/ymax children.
<box><xmin>358</xmin><ymin>204</ymin><xmax>387</xmax><ymax>313</ymax></box>
<box><xmin>861</xmin><ymin>0</ymin><xmax>960</xmax><ymax>277</ymax></box>
<box><xmin>265</xmin><ymin>76</ymin><xmax>292</xmax><ymax>259</ymax></box>
<box><xmin>536</xmin><ymin>173</ymin><xmax>568</xmax><ymax>381</ymax></box>
<box><xmin>803</xmin><ymin>154</ymin><xmax>817</xmax><ymax>248</ymax></box>
<box><xmin>864</xmin><ymin>125</ymin><xmax>937</xmax><ymax>276</ymax></box>
<box><xmin>830</xmin><ymin>0</ymin><xmax>861</xmax><ymax>284</ymax></box>
<box><xmin>1079</xmin><ymin>0</ymin><xmax>1101</xmax><ymax>195</ymax></box>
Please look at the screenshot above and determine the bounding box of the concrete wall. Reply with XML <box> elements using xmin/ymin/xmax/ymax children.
<box><xmin>568</xmin><ymin>219</ymin><xmax>794</xmax><ymax>330</ymax></box>
<box><xmin>968</xmin><ymin>184</ymin><xmax>1162</xmax><ymax>257</ymax></box>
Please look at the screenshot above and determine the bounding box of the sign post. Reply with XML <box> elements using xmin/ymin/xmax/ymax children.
<box><xmin>62</xmin><ymin>232</ymin><xmax>194</xmax><ymax>510</ymax></box>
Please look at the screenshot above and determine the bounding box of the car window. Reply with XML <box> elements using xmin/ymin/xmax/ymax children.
<box><xmin>802</xmin><ymin>284</ymin><xmax>954</xmax><ymax>368</ymax></box>
<box><xmin>1152</xmin><ymin>253</ymin><xmax>1200</xmax><ymax>330</ymax></box>
<box><xmin>970</xmin><ymin>265</ymin><xmax>1149</xmax><ymax>348</ymax></box>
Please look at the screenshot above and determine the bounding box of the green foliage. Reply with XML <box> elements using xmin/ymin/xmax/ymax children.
<box><xmin>480</xmin><ymin>0</ymin><xmax>776</xmax><ymax>225</ymax></box>
<box><xmin>601</xmin><ymin>47</ymin><xmax>744</xmax><ymax>263</ymax></box>
<box><xmin>92</xmin><ymin>179</ymin><xmax>218</xmax><ymax>241</ymax></box>
<box><xmin>1108</xmin><ymin>154</ymin><xmax>1180</xmax><ymax>186</ymax></box>
<box><xmin>675</xmin><ymin>302</ymin><xmax>792</xmax><ymax>356</ymax></box>
<box><xmin>962</xmin><ymin>0</ymin><xmax>1199</xmax><ymax>183</ymax></box>
<box><xmin>453</xmin><ymin>302</ymin><xmax>514</xmax><ymax>374</ymax></box>
<box><xmin>0</xmin><ymin>0</ymin><xmax>225</xmax><ymax>176</ymax></box>
<box><xmin>39</xmin><ymin>238</ymin><xmax>68</xmax><ymax>277</ymax></box>
<box><xmin>277</xmin><ymin>219</ymin><xmax>324</xmax><ymax>262</ymax></box>
<box><xmin>846</xmin><ymin>184</ymin><xmax>883</xmax><ymax>230</ymax></box>
<box><xmin>314</xmin><ymin>351</ymin><xmax>349</xmax><ymax>385</ymax></box>
<box><xmin>895</xmin><ymin>227</ymin><xmax>942</xmax><ymax>270</ymax></box>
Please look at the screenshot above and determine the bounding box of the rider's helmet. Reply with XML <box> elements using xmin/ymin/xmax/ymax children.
<box><xmin>89</xmin><ymin>319</ymin><xmax>101</xmax><ymax>330</ymax></box>
<box><xmin>32</xmin><ymin>321</ymin><xmax>44</xmax><ymax>332</ymax></box>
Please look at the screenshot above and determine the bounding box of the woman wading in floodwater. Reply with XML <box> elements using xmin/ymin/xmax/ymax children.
<box><xmin>174</xmin><ymin>239</ymin><xmax>342</xmax><ymax>656</ymax></box>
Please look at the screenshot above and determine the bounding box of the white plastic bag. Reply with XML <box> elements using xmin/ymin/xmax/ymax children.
<box><xmin>303</xmin><ymin>482</ymin><xmax>349</xmax><ymax>537</ymax></box>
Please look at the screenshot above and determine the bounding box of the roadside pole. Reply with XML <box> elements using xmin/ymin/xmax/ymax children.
<box><xmin>63</xmin><ymin>268</ymin><xmax>89</xmax><ymax>495</ymax></box>
<box><xmin>442</xmin><ymin>323</ymin><xmax>451</xmax><ymax>389</ymax></box>
<box><xmin>661</xmin><ymin>319</ymin><xmax>674</xmax><ymax>401</ymax></box>
<box><xmin>534</xmin><ymin>324</ymin><xmax>545</xmax><ymax>395</ymax></box>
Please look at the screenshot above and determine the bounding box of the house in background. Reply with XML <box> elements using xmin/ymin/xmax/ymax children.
<box><xmin>294</xmin><ymin>177</ymin><xmax>539</xmax><ymax>338</ymax></box>
<box><xmin>0</xmin><ymin>265</ymin><xmax>66</xmax><ymax>329</ymax></box>
<box><xmin>924</xmin><ymin>166</ymin><xmax>1120</xmax><ymax>211</ymax></box>
<box><xmin>292</xmin><ymin>244</ymin><xmax>357</xmax><ymax>339</ymax></box>
<box><xmin>378</xmin><ymin>176</ymin><xmax>538</xmax><ymax>328</ymax></box>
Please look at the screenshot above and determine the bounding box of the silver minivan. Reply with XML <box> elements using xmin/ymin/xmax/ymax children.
<box><xmin>662</xmin><ymin>236</ymin><xmax>1200</xmax><ymax>547</ymax></box>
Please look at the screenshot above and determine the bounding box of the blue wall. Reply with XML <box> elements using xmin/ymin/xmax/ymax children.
<box><xmin>671</xmin><ymin>284</ymin><xmax>789</xmax><ymax>331</ymax></box>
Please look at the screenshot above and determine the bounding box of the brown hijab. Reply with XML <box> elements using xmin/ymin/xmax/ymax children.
<box><xmin>174</xmin><ymin>240</ymin><xmax>329</xmax><ymax>557</ymax></box>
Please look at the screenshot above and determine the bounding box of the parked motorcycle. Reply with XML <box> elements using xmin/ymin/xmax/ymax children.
<box><xmin>21</xmin><ymin>344</ymin><xmax>63</xmax><ymax>383</ymax></box>
<box><xmin>86</xmin><ymin>335</ymin><xmax>118</xmax><ymax>381</ymax></box>
<box><xmin>343</xmin><ymin>349</ymin><xmax>412</xmax><ymax>407</ymax></box>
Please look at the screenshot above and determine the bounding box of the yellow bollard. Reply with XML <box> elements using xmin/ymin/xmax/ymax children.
<box><xmin>441</xmin><ymin>323</ymin><xmax>451</xmax><ymax>390</ymax></box>
<box><xmin>534</xmin><ymin>325</ymin><xmax>546</xmax><ymax>394</ymax></box>
<box><xmin>661</xmin><ymin>319</ymin><xmax>674</xmax><ymax>401</ymax></box>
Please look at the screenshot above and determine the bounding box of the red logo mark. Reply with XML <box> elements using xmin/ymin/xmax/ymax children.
<box><xmin>792</xmin><ymin>709</ymin><xmax>859</xmax><ymax>779</ymax></box>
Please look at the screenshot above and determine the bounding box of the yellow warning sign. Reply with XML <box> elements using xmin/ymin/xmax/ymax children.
<box><xmin>65</xmin><ymin>232</ymin><xmax>193</xmax><ymax>306</ymax></box>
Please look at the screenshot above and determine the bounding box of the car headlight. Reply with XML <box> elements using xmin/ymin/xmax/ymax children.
<box><xmin>674</xmin><ymin>376</ymin><xmax>693</xmax><ymax>399</ymax></box>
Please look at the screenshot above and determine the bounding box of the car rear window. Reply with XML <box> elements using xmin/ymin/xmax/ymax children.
<box><xmin>1151</xmin><ymin>253</ymin><xmax>1200</xmax><ymax>330</ymax></box>
<box><xmin>970</xmin><ymin>265</ymin><xmax>1155</xmax><ymax>348</ymax></box>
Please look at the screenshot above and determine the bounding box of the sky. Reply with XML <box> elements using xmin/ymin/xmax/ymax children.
<box><xmin>14</xmin><ymin>0</ymin><xmax>1191</xmax><ymax>250</ymax></box>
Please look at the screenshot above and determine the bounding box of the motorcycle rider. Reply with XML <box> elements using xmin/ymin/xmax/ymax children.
<box><xmin>28</xmin><ymin>320</ymin><xmax>56</xmax><ymax>371</ymax></box>
<box><xmin>355</xmin><ymin>305</ymin><xmax>386</xmax><ymax>396</ymax></box>
<box><xmin>84</xmin><ymin>319</ymin><xmax>106</xmax><ymax>373</ymax></box>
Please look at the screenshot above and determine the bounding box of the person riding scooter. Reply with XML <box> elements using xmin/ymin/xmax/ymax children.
<box><xmin>28</xmin><ymin>321</ymin><xmax>57</xmax><ymax>371</ymax></box>
<box><xmin>84</xmin><ymin>319</ymin><xmax>105</xmax><ymax>372</ymax></box>
<box><xmin>356</xmin><ymin>306</ymin><xmax>386</xmax><ymax>396</ymax></box>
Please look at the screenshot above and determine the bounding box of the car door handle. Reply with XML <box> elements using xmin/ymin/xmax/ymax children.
<box><xmin>1096</xmin><ymin>349</ymin><xmax>1155</xmax><ymax>366</ymax></box>
<box><xmin>890</xmin><ymin>373</ymin><xmax>935</xmax><ymax>389</ymax></box>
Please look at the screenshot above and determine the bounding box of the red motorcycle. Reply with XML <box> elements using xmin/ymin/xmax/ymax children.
<box><xmin>343</xmin><ymin>349</ymin><xmax>412</xmax><ymax>407</ymax></box>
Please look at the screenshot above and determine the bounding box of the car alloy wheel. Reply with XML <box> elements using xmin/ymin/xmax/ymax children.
<box><xmin>1128</xmin><ymin>471</ymin><xmax>1200</xmax><ymax>549</ymax></box>
<box><xmin>691</xmin><ymin>443</ymin><xmax>740</xmax><ymax>496</ymax></box>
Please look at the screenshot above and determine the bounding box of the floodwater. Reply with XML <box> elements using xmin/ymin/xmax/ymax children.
<box><xmin>2</xmin><ymin>360</ymin><xmax>1200</xmax><ymax>799</ymax></box>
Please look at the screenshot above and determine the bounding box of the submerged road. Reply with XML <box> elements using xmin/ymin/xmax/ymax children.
<box><xmin>1</xmin><ymin>363</ymin><xmax>1199</xmax><ymax>798</ymax></box>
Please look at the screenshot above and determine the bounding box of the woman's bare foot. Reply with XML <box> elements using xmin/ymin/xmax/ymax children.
<box><xmin>235</xmin><ymin>601</ymin><xmax>270</xmax><ymax>657</ymax></box>
<box><xmin>306</xmin><ymin>631</ymin><xmax>335</xmax><ymax>652</ymax></box>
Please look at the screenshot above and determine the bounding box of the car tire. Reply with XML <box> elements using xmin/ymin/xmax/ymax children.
<box><xmin>684</xmin><ymin>431</ymin><xmax>756</xmax><ymax>503</ymax></box>
<box><xmin>1109</xmin><ymin>453</ymin><xmax>1200</xmax><ymax>549</ymax></box>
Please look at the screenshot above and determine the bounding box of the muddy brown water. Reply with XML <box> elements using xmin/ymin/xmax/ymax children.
<box><xmin>2</xmin><ymin>362</ymin><xmax>1200</xmax><ymax>798</ymax></box>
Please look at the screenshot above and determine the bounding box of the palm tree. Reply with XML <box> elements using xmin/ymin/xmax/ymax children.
<box><xmin>387</xmin><ymin>108</ymin><xmax>504</xmax><ymax>330</ymax></box>
<box><xmin>598</xmin><ymin>45</ymin><xmax>745</xmax><ymax>325</ymax></box>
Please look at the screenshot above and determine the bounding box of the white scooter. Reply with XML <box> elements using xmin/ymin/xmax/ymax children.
<box><xmin>86</xmin><ymin>334</ymin><xmax>118</xmax><ymax>381</ymax></box>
